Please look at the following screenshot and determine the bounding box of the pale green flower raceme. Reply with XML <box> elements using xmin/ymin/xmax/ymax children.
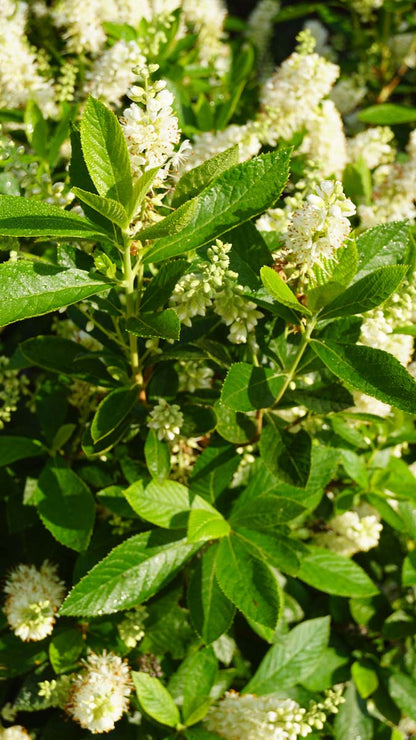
<box><xmin>147</xmin><ymin>399</ymin><xmax>184</xmax><ymax>442</ymax></box>
<box><xmin>314</xmin><ymin>510</ymin><xmax>382</xmax><ymax>557</ymax></box>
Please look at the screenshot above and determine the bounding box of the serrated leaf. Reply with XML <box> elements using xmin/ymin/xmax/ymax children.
<box><xmin>34</xmin><ymin>459</ymin><xmax>95</xmax><ymax>552</ymax></box>
<box><xmin>215</xmin><ymin>534</ymin><xmax>281</xmax><ymax>630</ymax></box>
<box><xmin>358</xmin><ymin>103</ymin><xmax>416</xmax><ymax>125</ymax></box>
<box><xmin>139</xmin><ymin>198</ymin><xmax>198</xmax><ymax>240</ymax></box>
<box><xmin>245</xmin><ymin>617</ymin><xmax>330</xmax><ymax>694</ymax></box>
<box><xmin>0</xmin><ymin>195</ymin><xmax>107</xmax><ymax>239</ymax></box>
<box><xmin>124</xmin><ymin>479</ymin><xmax>205</xmax><ymax>529</ymax></box>
<box><xmin>189</xmin><ymin>438</ymin><xmax>240</xmax><ymax>504</ymax></box>
<box><xmin>60</xmin><ymin>530</ymin><xmax>200</xmax><ymax>616</ymax></box>
<box><xmin>320</xmin><ymin>265</ymin><xmax>408</xmax><ymax>319</ymax></box>
<box><xmin>259</xmin><ymin>424</ymin><xmax>311</xmax><ymax>486</ymax></box>
<box><xmin>126</xmin><ymin>310</ymin><xmax>180</xmax><ymax>340</ymax></box>
<box><xmin>221</xmin><ymin>363</ymin><xmax>285</xmax><ymax>412</ymax></box>
<box><xmin>20</xmin><ymin>335</ymin><xmax>113</xmax><ymax>385</ymax></box>
<box><xmin>0</xmin><ymin>262</ymin><xmax>109</xmax><ymax>328</ymax></box>
<box><xmin>260</xmin><ymin>265</ymin><xmax>311</xmax><ymax>315</ymax></box>
<box><xmin>297</xmin><ymin>547</ymin><xmax>378</xmax><ymax>597</ymax></box>
<box><xmin>354</xmin><ymin>221</ymin><xmax>411</xmax><ymax>281</ymax></box>
<box><xmin>0</xmin><ymin>437</ymin><xmax>45</xmax><ymax>466</ymax></box>
<box><xmin>91</xmin><ymin>386</ymin><xmax>138</xmax><ymax>442</ymax></box>
<box><xmin>140</xmin><ymin>259</ymin><xmax>188</xmax><ymax>312</ymax></box>
<box><xmin>227</xmin><ymin>222</ymin><xmax>273</xmax><ymax>289</ymax></box>
<box><xmin>132</xmin><ymin>671</ymin><xmax>180</xmax><ymax>728</ymax></box>
<box><xmin>144</xmin><ymin>149</ymin><xmax>291</xmax><ymax>263</ymax></box>
<box><xmin>333</xmin><ymin>683</ymin><xmax>373</xmax><ymax>740</ymax></box>
<box><xmin>72</xmin><ymin>187</ymin><xmax>129</xmax><ymax>227</ymax></box>
<box><xmin>129</xmin><ymin>166</ymin><xmax>159</xmax><ymax>216</ymax></box>
<box><xmin>187</xmin><ymin>508</ymin><xmax>231</xmax><ymax>542</ymax></box>
<box><xmin>234</xmin><ymin>528</ymin><xmax>302</xmax><ymax>576</ymax></box>
<box><xmin>49</xmin><ymin>629</ymin><xmax>84</xmax><ymax>674</ymax></box>
<box><xmin>182</xmin><ymin>647</ymin><xmax>218</xmax><ymax>724</ymax></box>
<box><xmin>144</xmin><ymin>429</ymin><xmax>171</xmax><ymax>479</ymax></box>
<box><xmin>311</xmin><ymin>339</ymin><xmax>416</xmax><ymax>414</ymax></box>
<box><xmin>172</xmin><ymin>145</ymin><xmax>239</xmax><ymax>207</ymax></box>
<box><xmin>81</xmin><ymin>96</ymin><xmax>132</xmax><ymax>205</ymax></box>
<box><xmin>230</xmin><ymin>495</ymin><xmax>305</xmax><ymax>530</ymax></box>
<box><xmin>214</xmin><ymin>401</ymin><xmax>257</xmax><ymax>444</ymax></box>
<box><xmin>188</xmin><ymin>546</ymin><xmax>236</xmax><ymax>644</ymax></box>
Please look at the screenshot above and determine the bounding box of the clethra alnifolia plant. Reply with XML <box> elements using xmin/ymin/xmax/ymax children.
<box><xmin>2</xmin><ymin>2</ymin><xmax>416</xmax><ymax>738</ymax></box>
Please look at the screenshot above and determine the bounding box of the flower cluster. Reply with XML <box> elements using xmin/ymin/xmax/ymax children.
<box><xmin>347</xmin><ymin>126</ymin><xmax>395</xmax><ymax>170</ymax></box>
<box><xmin>315</xmin><ymin>510</ymin><xmax>382</xmax><ymax>557</ymax></box>
<box><xmin>147</xmin><ymin>398</ymin><xmax>184</xmax><ymax>442</ymax></box>
<box><xmin>3</xmin><ymin>562</ymin><xmax>66</xmax><ymax>641</ymax></box>
<box><xmin>118</xmin><ymin>606</ymin><xmax>148</xmax><ymax>648</ymax></box>
<box><xmin>0</xmin><ymin>357</ymin><xmax>29</xmax><ymax>430</ymax></box>
<box><xmin>178</xmin><ymin>361</ymin><xmax>214</xmax><ymax>393</ymax></box>
<box><xmin>204</xmin><ymin>688</ymin><xmax>345</xmax><ymax>740</ymax></box>
<box><xmin>66</xmin><ymin>651</ymin><xmax>132</xmax><ymax>734</ymax></box>
<box><xmin>285</xmin><ymin>179</ymin><xmax>356</xmax><ymax>272</ymax></box>
<box><xmin>0</xmin><ymin>726</ymin><xmax>31</xmax><ymax>740</ymax></box>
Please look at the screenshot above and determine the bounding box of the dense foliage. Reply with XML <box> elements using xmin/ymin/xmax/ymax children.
<box><xmin>1</xmin><ymin>1</ymin><xmax>416</xmax><ymax>739</ymax></box>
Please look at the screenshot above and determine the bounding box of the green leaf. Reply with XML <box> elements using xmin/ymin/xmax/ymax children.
<box><xmin>72</xmin><ymin>187</ymin><xmax>129</xmax><ymax>228</ymax></box>
<box><xmin>297</xmin><ymin>547</ymin><xmax>378</xmax><ymax>597</ymax></box>
<box><xmin>354</xmin><ymin>221</ymin><xmax>411</xmax><ymax>281</ymax></box>
<box><xmin>124</xmin><ymin>479</ymin><xmax>196</xmax><ymax>528</ymax></box>
<box><xmin>215</xmin><ymin>534</ymin><xmax>281</xmax><ymax>630</ymax></box>
<box><xmin>172</xmin><ymin>145</ymin><xmax>239</xmax><ymax>207</ymax></box>
<box><xmin>221</xmin><ymin>363</ymin><xmax>285</xmax><ymax>412</ymax></box>
<box><xmin>91</xmin><ymin>386</ymin><xmax>138</xmax><ymax>442</ymax></box>
<box><xmin>138</xmin><ymin>198</ymin><xmax>198</xmax><ymax>240</ymax></box>
<box><xmin>129</xmin><ymin>167</ymin><xmax>159</xmax><ymax>217</ymax></box>
<box><xmin>60</xmin><ymin>530</ymin><xmax>200</xmax><ymax>616</ymax></box>
<box><xmin>388</xmin><ymin>673</ymin><xmax>416</xmax><ymax>720</ymax></box>
<box><xmin>260</xmin><ymin>265</ymin><xmax>311</xmax><ymax>316</ymax></box>
<box><xmin>245</xmin><ymin>616</ymin><xmax>330</xmax><ymax>694</ymax></box>
<box><xmin>182</xmin><ymin>647</ymin><xmax>218</xmax><ymax>724</ymax></box>
<box><xmin>334</xmin><ymin>683</ymin><xmax>373</xmax><ymax>740</ymax></box>
<box><xmin>140</xmin><ymin>259</ymin><xmax>188</xmax><ymax>312</ymax></box>
<box><xmin>144</xmin><ymin>429</ymin><xmax>171</xmax><ymax>479</ymax></box>
<box><xmin>259</xmin><ymin>424</ymin><xmax>311</xmax><ymax>486</ymax></box>
<box><xmin>81</xmin><ymin>96</ymin><xmax>132</xmax><ymax>205</ymax></box>
<box><xmin>351</xmin><ymin>661</ymin><xmax>379</xmax><ymax>699</ymax></box>
<box><xmin>311</xmin><ymin>339</ymin><xmax>416</xmax><ymax>414</ymax></box>
<box><xmin>132</xmin><ymin>671</ymin><xmax>180</xmax><ymax>728</ymax></box>
<box><xmin>234</xmin><ymin>528</ymin><xmax>302</xmax><ymax>576</ymax></box>
<box><xmin>319</xmin><ymin>265</ymin><xmax>408</xmax><ymax>319</ymax></box>
<box><xmin>214</xmin><ymin>401</ymin><xmax>257</xmax><ymax>444</ymax></box>
<box><xmin>20</xmin><ymin>335</ymin><xmax>113</xmax><ymax>385</ymax></box>
<box><xmin>0</xmin><ymin>262</ymin><xmax>109</xmax><ymax>328</ymax></box>
<box><xmin>189</xmin><ymin>438</ymin><xmax>240</xmax><ymax>504</ymax></box>
<box><xmin>188</xmin><ymin>545</ymin><xmax>236</xmax><ymax>644</ymax></box>
<box><xmin>49</xmin><ymin>629</ymin><xmax>84</xmax><ymax>674</ymax></box>
<box><xmin>230</xmin><ymin>495</ymin><xmax>305</xmax><ymax>530</ymax></box>
<box><xmin>228</xmin><ymin>223</ymin><xmax>273</xmax><ymax>290</ymax></box>
<box><xmin>402</xmin><ymin>551</ymin><xmax>416</xmax><ymax>587</ymax></box>
<box><xmin>0</xmin><ymin>436</ymin><xmax>45</xmax><ymax>466</ymax></box>
<box><xmin>358</xmin><ymin>103</ymin><xmax>416</xmax><ymax>125</ymax></box>
<box><xmin>24</xmin><ymin>100</ymin><xmax>48</xmax><ymax>159</ymax></box>
<box><xmin>34</xmin><ymin>458</ymin><xmax>95</xmax><ymax>552</ymax></box>
<box><xmin>187</xmin><ymin>508</ymin><xmax>231</xmax><ymax>543</ymax></box>
<box><xmin>126</xmin><ymin>310</ymin><xmax>180</xmax><ymax>340</ymax></box>
<box><xmin>0</xmin><ymin>195</ymin><xmax>107</xmax><ymax>239</ymax></box>
<box><xmin>144</xmin><ymin>149</ymin><xmax>291</xmax><ymax>263</ymax></box>
<box><xmin>0</xmin><ymin>634</ymin><xmax>48</xmax><ymax>679</ymax></box>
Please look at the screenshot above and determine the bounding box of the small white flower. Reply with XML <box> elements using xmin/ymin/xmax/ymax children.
<box><xmin>315</xmin><ymin>510</ymin><xmax>382</xmax><ymax>557</ymax></box>
<box><xmin>67</xmin><ymin>651</ymin><xmax>132</xmax><ymax>735</ymax></box>
<box><xmin>4</xmin><ymin>562</ymin><xmax>66</xmax><ymax>642</ymax></box>
<box><xmin>118</xmin><ymin>607</ymin><xmax>148</xmax><ymax>649</ymax></box>
<box><xmin>1</xmin><ymin>726</ymin><xmax>31</xmax><ymax>740</ymax></box>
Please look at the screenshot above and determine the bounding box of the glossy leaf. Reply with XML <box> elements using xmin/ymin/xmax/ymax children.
<box><xmin>358</xmin><ymin>103</ymin><xmax>416</xmax><ymax>125</ymax></box>
<box><xmin>124</xmin><ymin>479</ymin><xmax>207</xmax><ymax>529</ymax></box>
<box><xmin>138</xmin><ymin>197</ymin><xmax>198</xmax><ymax>240</ymax></box>
<box><xmin>311</xmin><ymin>339</ymin><xmax>416</xmax><ymax>414</ymax></box>
<box><xmin>172</xmin><ymin>145</ymin><xmax>239</xmax><ymax>207</ymax></box>
<box><xmin>245</xmin><ymin>616</ymin><xmax>330</xmax><ymax>694</ymax></box>
<box><xmin>0</xmin><ymin>437</ymin><xmax>45</xmax><ymax>466</ymax></box>
<box><xmin>261</xmin><ymin>265</ymin><xmax>311</xmax><ymax>315</ymax></box>
<box><xmin>0</xmin><ymin>262</ymin><xmax>109</xmax><ymax>327</ymax></box>
<box><xmin>188</xmin><ymin>545</ymin><xmax>236</xmax><ymax>644</ymax></box>
<box><xmin>297</xmin><ymin>547</ymin><xmax>378</xmax><ymax>597</ymax></box>
<box><xmin>91</xmin><ymin>386</ymin><xmax>138</xmax><ymax>442</ymax></box>
<box><xmin>320</xmin><ymin>265</ymin><xmax>408</xmax><ymax>319</ymax></box>
<box><xmin>259</xmin><ymin>424</ymin><xmax>311</xmax><ymax>486</ymax></box>
<box><xmin>144</xmin><ymin>148</ymin><xmax>291</xmax><ymax>263</ymax></box>
<box><xmin>234</xmin><ymin>528</ymin><xmax>302</xmax><ymax>576</ymax></box>
<box><xmin>72</xmin><ymin>187</ymin><xmax>129</xmax><ymax>227</ymax></box>
<box><xmin>388</xmin><ymin>673</ymin><xmax>416</xmax><ymax>720</ymax></box>
<box><xmin>0</xmin><ymin>195</ymin><xmax>107</xmax><ymax>239</ymax></box>
<box><xmin>229</xmin><ymin>495</ymin><xmax>305</xmax><ymax>530</ymax></box>
<box><xmin>34</xmin><ymin>459</ymin><xmax>95</xmax><ymax>552</ymax></box>
<box><xmin>354</xmin><ymin>221</ymin><xmax>411</xmax><ymax>281</ymax></box>
<box><xmin>187</xmin><ymin>508</ymin><xmax>231</xmax><ymax>543</ymax></box>
<box><xmin>140</xmin><ymin>259</ymin><xmax>188</xmax><ymax>312</ymax></box>
<box><xmin>132</xmin><ymin>671</ymin><xmax>180</xmax><ymax>728</ymax></box>
<box><xmin>80</xmin><ymin>96</ymin><xmax>132</xmax><ymax>205</ymax></box>
<box><xmin>334</xmin><ymin>683</ymin><xmax>373</xmax><ymax>740</ymax></box>
<box><xmin>126</xmin><ymin>310</ymin><xmax>180</xmax><ymax>340</ymax></box>
<box><xmin>60</xmin><ymin>530</ymin><xmax>200</xmax><ymax>616</ymax></box>
<box><xmin>215</xmin><ymin>535</ymin><xmax>281</xmax><ymax>630</ymax></box>
<box><xmin>144</xmin><ymin>430</ymin><xmax>171</xmax><ymax>479</ymax></box>
<box><xmin>221</xmin><ymin>363</ymin><xmax>285</xmax><ymax>412</ymax></box>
